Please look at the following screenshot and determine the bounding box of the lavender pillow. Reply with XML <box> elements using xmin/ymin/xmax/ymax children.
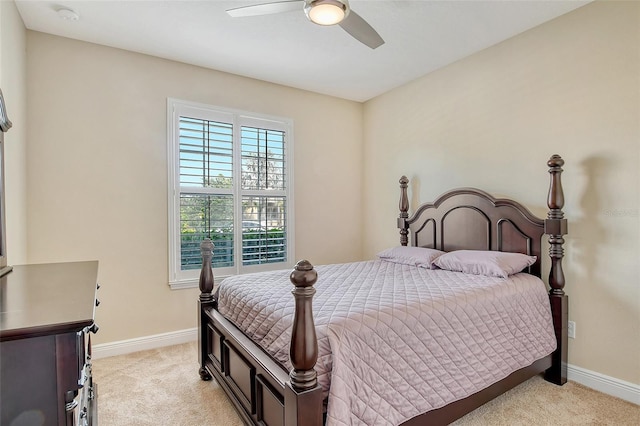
<box><xmin>433</xmin><ymin>250</ymin><xmax>537</xmax><ymax>278</ymax></box>
<box><xmin>377</xmin><ymin>246</ymin><xmax>445</xmax><ymax>269</ymax></box>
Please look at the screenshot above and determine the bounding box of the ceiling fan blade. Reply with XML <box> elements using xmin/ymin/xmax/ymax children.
<box><xmin>339</xmin><ymin>9</ymin><xmax>384</xmax><ymax>49</ymax></box>
<box><xmin>227</xmin><ymin>1</ymin><xmax>303</xmax><ymax>18</ymax></box>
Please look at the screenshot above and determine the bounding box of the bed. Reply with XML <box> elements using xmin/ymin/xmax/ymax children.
<box><xmin>197</xmin><ymin>154</ymin><xmax>568</xmax><ymax>426</ymax></box>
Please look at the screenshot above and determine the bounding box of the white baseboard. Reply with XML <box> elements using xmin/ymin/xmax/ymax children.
<box><xmin>92</xmin><ymin>330</ymin><xmax>639</xmax><ymax>406</ymax></box>
<box><xmin>568</xmin><ymin>364</ymin><xmax>640</xmax><ymax>405</ymax></box>
<box><xmin>92</xmin><ymin>328</ymin><xmax>197</xmax><ymax>360</ymax></box>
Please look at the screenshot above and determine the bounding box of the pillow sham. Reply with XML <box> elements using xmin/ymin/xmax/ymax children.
<box><xmin>377</xmin><ymin>246</ymin><xmax>445</xmax><ymax>269</ymax></box>
<box><xmin>432</xmin><ymin>250</ymin><xmax>536</xmax><ymax>278</ymax></box>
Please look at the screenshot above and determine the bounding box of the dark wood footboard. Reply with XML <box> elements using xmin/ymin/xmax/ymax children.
<box><xmin>198</xmin><ymin>246</ymin><xmax>323</xmax><ymax>426</ymax></box>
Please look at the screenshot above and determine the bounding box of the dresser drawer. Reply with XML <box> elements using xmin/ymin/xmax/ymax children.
<box><xmin>0</xmin><ymin>261</ymin><xmax>100</xmax><ymax>426</ymax></box>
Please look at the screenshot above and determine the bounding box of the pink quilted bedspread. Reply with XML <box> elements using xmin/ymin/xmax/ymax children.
<box><xmin>217</xmin><ymin>260</ymin><xmax>556</xmax><ymax>426</ymax></box>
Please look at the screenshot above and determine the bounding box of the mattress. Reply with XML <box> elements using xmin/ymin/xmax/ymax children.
<box><xmin>216</xmin><ymin>260</ymin><xmax>556</xmax><ymax>426</ymax></box>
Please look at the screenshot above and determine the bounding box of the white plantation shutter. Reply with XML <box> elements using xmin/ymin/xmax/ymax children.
<box><xmin>167</xmin><ymin>99</ymin><xmax>294</xmax><ymax>288</ymax></box>
<box><xmin>240</xmin><ymin>126</ymin><xmax>288</xmax><ymax>266</ymax></box>
<box><xmin>179</xmin><ymin>117</ymin><xmax>233</xmax><ymax>189</ymax></box>
<box><xmin>241</xmin><ymin>126</ymin><xmax>285</xmax><ymax>190</ymax></box>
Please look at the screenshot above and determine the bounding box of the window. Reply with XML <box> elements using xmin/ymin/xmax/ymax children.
<box><xmin>167</xmin><ymin>99</ymin><xmax>294</xmax><ymax>288</ymax></box>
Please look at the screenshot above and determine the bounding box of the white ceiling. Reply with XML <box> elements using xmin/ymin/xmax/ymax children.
<box><xmin>15</xmin><ymin>0</ymin><xmax>590</xmax><ymax>102</ymax></box>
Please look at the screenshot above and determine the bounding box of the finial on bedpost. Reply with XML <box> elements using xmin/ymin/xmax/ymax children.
<box><xmin>544</xmin><ymin>154</ymin><xmax>568</xmax><ymax>386</ymax></box>
<box><xmin>547</xmin><ymin>155</ymin><xmax>565</xmax><ymax>220</ymax></box>
<box><xmin>398</xmin><ymin>176</ymin><xmax>410</xmax><ymax>246</ymax></box>
<box><xmin>545</xmin><ymin>155</ymin><xmax>567</xmax><ymax>296</ymax></box>
<box><xmin>199</xmin><ymin>239</ymin><xmax>215</xmax><ymax>302</ymax></box>
<box><xmin>289</xmin><ymin>259</ymin><xmax>318</xmax><ymax>391</ymax></box>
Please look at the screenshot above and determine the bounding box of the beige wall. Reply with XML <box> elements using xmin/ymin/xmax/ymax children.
<box><xmin>15</xmin><ymin>0</ymin><xmax>639</xmax><ymax>386</ymax></box>
<box><xmin>0</xmin><ymin>0</ymin><xmax>28</xmax><ymax>265</ymax></box>
<box><xmin>26</xmin><ymin>32</ymin><xmax>363</xmax><ymax>344</ymax></box>
<box><xmin>363</xmin><ymin>1</ymin><xmax>639</xmax><ymax>384</ymax></box>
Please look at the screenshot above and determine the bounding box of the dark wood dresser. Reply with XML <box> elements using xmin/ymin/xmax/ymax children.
<box><xmin>0</xmin><ymin>261</ymin><xmax>100</xmax><ymax>426</ymax></box>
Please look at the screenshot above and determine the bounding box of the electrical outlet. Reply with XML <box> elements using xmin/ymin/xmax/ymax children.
<box><xmin>568</xmin><ymin>321</ymin><xmax>576</xmax><ymax>339</ymax></box>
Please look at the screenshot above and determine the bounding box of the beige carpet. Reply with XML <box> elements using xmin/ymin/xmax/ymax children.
<box><xmin>93</xmin><ymin>341</ymin><xmax>639</xmax><ymax>425</ymax></box>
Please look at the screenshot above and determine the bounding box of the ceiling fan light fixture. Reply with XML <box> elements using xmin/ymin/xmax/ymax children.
<box><xmin>305</xmin><ymin>0</ymin><xmax>348</xmax><ymax>26</ymax></box>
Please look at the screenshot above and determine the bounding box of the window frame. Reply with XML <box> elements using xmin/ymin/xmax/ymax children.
<box><xmin>167</xmin><ymin>98</ymin><xmax>295</xmax><ymax>289</ymax></box>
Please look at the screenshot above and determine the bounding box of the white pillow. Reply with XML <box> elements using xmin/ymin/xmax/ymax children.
<box><xmin>377</xmin><ymin>246</ymin><xmax>445</xmax><ymax>269</ymax></box>
<box><xmin>433</xmin><ymin>250</ymin><xmax>537</xmax><ymax>278</ymax></box>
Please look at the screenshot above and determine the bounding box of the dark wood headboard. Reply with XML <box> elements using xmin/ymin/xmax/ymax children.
<box><xmin>398</xmin><ymin>186</ymin><xmax>545</xmax><ymax>277</ymax></box>
<box><xmin>396</xmin><ymin>154</ymin><xmax>568</xmax><ymax>385</ymax></box>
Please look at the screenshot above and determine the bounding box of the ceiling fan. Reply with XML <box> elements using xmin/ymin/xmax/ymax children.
<box><xmin>226</xmin><ymin>0</ymin><xmax>385</xmax><ymax>49</ymax></box>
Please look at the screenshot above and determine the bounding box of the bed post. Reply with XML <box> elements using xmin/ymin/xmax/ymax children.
<box><xmin>398</xmin><ymin>176</ymin><xmax>410</xmax><ymax>246</ymax></box>
<box><xmin>285</xmin><ymin>260</ymin><xmax>323</xmax><ymax>426</ymax></box>
<box><xmin>198</xmin><ymin>238</ymin><xmax>215</xmax><ymax>381</ymax></box>
<box><xmin>543</xmin><ymin>155</ymin><xmax>568</xmax><ymax>385</ymax></box>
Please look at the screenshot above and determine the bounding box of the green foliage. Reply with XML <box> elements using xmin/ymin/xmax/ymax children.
<box><xmin>180</xmin><ymin>227</ymin><xmax>285</xmax><ymax>270</ymax></box>
<box><xmin>205</xmin><ymin>174</ymin><xmax>232</xmax><ymax>189</ymax></box>
<box><xmin>242</xmin><ymin>228</ymin><xmax>286</xmax><ymax>266</ymax></box>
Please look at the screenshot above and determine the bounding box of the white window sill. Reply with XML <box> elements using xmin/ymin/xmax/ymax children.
<box><xmin>169</xmin><ymin>275</ymin><xmax>231</xmax><ymax>290</ymax></box>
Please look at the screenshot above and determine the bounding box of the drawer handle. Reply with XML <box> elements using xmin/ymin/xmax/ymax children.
<box><xmin>88</xmin><ymin>323</ymin><xmax>99</xmax><ymax>334</ymax></box>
